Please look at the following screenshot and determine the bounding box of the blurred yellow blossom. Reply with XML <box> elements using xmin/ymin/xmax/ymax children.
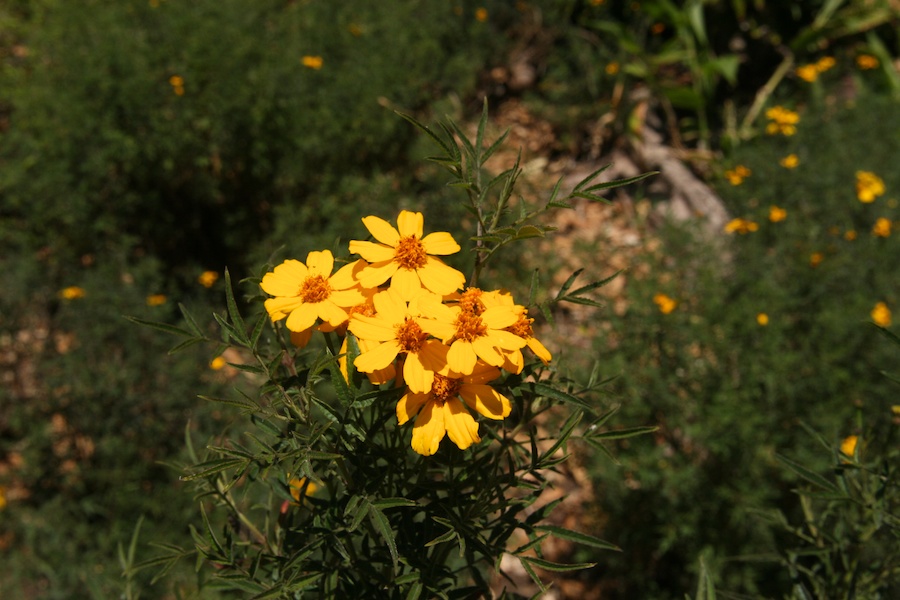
<box><xmin>60</xmin><ymin>286</ymin><xmax>86</xmax><ymax>300</ymax></box>
<box><xmin>605</xmin><ymin>62</ymin><xmax>619</xmax><ymax>75</ymax></box>
<box><xmin>779</xmin><ymin>153</ymin><xmax>799</xmax><ymax>169</ymax></box>
<box><xmin>815</xmin><ymin>56</ymin><xmax>835</xmax><ymax>72</ymax></box>
<box><xmin>856</xmin><ymin>171</ymin><xmax>885</xmax><ymax>203</ymax></box>
<box><xmin>651</xmin><ymin>22</ymin><xmax>665</xmax><ymax>34</ymax></box>
<box><xmin>198</xmin><ymin>270</ymin><xmax>219</xmax><ymax>288</ymax></box>
<box><xmin>0</xmin><ymin>485</ymin><xmax>7</xmax><ymax>511</ymax></box>
<box><xmin>653</xmin><ymin>293</ymin><xmax>677</xmax><ymax>314</ymax></box>
<box><xmin>765</xmin><ymin>106</ymin><xmax>799</xmax><ymax>136</ymax></box>
<box><xmin>168</xmin><ymin>75</ymin><xmax>184</xmax><ymax>96</ymax></box>
<box><xmin>146</xmin><ymin>294</ymin><xmax>167</xmax><ymax>306</ymax></box>
<box><xmin>475</xmin><ymin>8</ymin><xmax>488</xmax><ymax>22</ymax></box>
<box><xmin>810</xmin><ymin>252</ymin><xmax>824</xmax><ymax>267</ymax></box>
<box><xmin>843</xmin><ymin>230</ymin><xmax>857</xmax><ymax>241</ymax></box>
<box><xmin>840</xmin><ymin>435</ymin><xmax>858</xmax><ymax>458</ymax></box>
<box><xmin>768</xmin><ymin>206</ymin><xmax>787</xmax><ymax>222</ymax></box>
<box><xmin>289</xmin><ymin>477</ymin><xmax>318</xmax><ymax>502</ymax></box>
<box><xmin>756</xmin><ymin>313</ymin><xmax>769</xmax><ymax>326</ymax></box>
<box><xmin>795</xmin><ymin>64</ymin><xmax>819</xmax><ymax>82</ymax></box>
<box><xmin>872</xmin><ymin>217</ymin><xmax>892</xmax><ymax>238</ymax></box>
<box><xmin>302</xmin><ymin>55</ymin><xmax>323</xmax><ymax>70</ymax></box>
<box><xmin>724</xmin><ymin>165</ymin><xmax>751</xmax><ymax>185</ymax></box>
<box><xmin>856</xmin><ymin>54</ymin><xmax>878</xmax><ymax>70</ymax></box>
<box><xmin>210</xmin><ymin>356</ymin><xmax>227</xmax><ymax>370</ymax></box>
<box><xmin>871</xmin><ymin>302</ymin><xmax>891</xmax><ymax>327</ymax></box>
<box><xmin>724</xmin><ymin>217</ymin><xmax>759</xmax><ymax>234</ymax></box>
<box><xmin>348</xmin><ymin>23</ymin><xmax>363</xmax><ymax>36</ymax></box>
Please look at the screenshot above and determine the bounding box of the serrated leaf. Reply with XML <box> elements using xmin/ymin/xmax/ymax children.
<box><xmin>514</xmin><ymin>225</ymin><xmax>545</xmax><ymax>240</ymax></box>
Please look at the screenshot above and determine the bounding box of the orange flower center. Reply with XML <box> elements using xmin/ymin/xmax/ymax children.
<box><xmin>396</xmin><ymin>318</ymin><xmax>428</xmax><ymax>353</ymax></box>
<box><xmin>454</xmin><ymin>311</ymin><xmax>487</xmax><ymax>342</ymax></box>
<box><xmin>507</xmin><ymin>314</ymin><xmax>534</xmax><ymax>339</ymax></box>
<box><xmin>299</xmin><ymin>275</ymin><xmax>332</xmax><ymax>303</ymax></box>
<box><xmin>458</xmin><ymin>288</ymin><xmax>485</xmax><ymax>314</ymax></box>
<box><xmin>348</xmin><ymin>302</ymin><xmax>376</xmax><ymax>318</ymax></box>
<box><xmin>431</xmin><ymin>373</ymin><xmax>462</xmax><ymax>405</ymax></box>
<box><xmin>395</xmin><ymin>235</ymin><xmax>428</xmax><ymax>269</ymax></box>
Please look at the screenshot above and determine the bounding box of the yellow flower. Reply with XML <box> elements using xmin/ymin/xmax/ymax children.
<box><xmin>0</xmin><ymin>485</ymin><xmax>6</xmax><ymax>511</ymax></box>
<box><xmin>857</xmin><ymin>54</ymin><xmax>879</xmax><ymax>70</ymax></box>
<box><xmin>605</xmin><ymin>61</ymin><xmax>619</xmax><ymax>75</ymax></box>
<box><xmin>765</xmin><ymin>106</ymin><xmax>799</xmax><ymax>136</ymax></box>
<box><xmin>724</xmin><ymin>218</ymin><xmax>759</xmax><ymax>234</ymax></box>
<box><xmin>198</xmin><ymin>270</ymin><xmax>219</xmax><ymax>288</ymax></box>
<box><xmin>349</xmin><ymin>288</ymin><xmax>449</xmax><ymax>393</ymax></box>
<box><xmin>856</xmin><ymin>171</ymin><xmax>885</xmax><ymax>203</ymax></box>
<box><xmin>349</xmin><ymin>211</ymin><xmax>466</xmax><ymax>299</ymax></box>
<box><xmin>288</xmin><ymin>477</ymin><xmax>318</xmax><ymax>502</ymax></box>
<box><xmin>724</xmin><ymin>165</ymin><xmax>751</xmax><ymax>185</ymax></box>
<box><xmin>397</xmin><ymin>361</ymin><xmax>511</xmax><ymax>456</ymax></box>
<box><xmin>809</xmin><ymin>252</ymin><xmax>823</xmax><ymax>267</ymax></box>
<box><xmin>302</xmin><ymin>55</ymin><xmax>323</xmax><ymax>70</ymax></box>
<box><xmin>478</xmin><ymin>288</ymin><xmax>552</xmax><ymax>370</ymax></box>
<box><xmin>168</xmin><ymin>75</ymin><xmax>184</xmax><ymax>96</ymax></box>
<box><xmin>779</xmin><ymin>154</ymin><xmax>799</xmax><ymax>169</ymax></box>
<box><xmin>871</xmin><ymin>302</ymin><xmax>891</xmax><ymax>327</ymax></box>
<box><xmin>839</xmin><ymin>435</ymin><xmax>858</xmax><ymax>458</ymax></box>
<box><xmin>795</xmin><ymin>64</ymin><xmax>819</xmax><ymax>82</ymax></box>
<box><xmin>757</xmin><ymin>313</ymin><xmax>769</xmax><ymax>326</ymax></box>
<box><xmin>475</xmin><ymin>7</ymin><xmax>488</xmax><ymax>22</ymax></box>
<box><xmin>146</xmin><ymin>294</ymin><xmax>167</xmax><ymax>306</ymax></box>
<box><xmin>60</xmin><ymin>286</ymin><xmax>86</xmax><ymax>300</ymax></box>
<box><xmin>418</xmin><ymin>289</ymin><xmax>526</xmax><ymax>375</ymax></box>
<box><xmin>210</xmin><ymin>356</ymin><xmax>227</xmax><ymax>370</ymax></box>
<box><xmin>815</xmin><ymin>56</ymin><xmax>835</xmax><ymax>72</ymax></box>
<box><xmin>768</xmin><ymin>206</ymin><xmax>787</xmax><ymax>222</ymax></box>
<box><xmin>653</xmin><ymin>293</ymin><xmax>677</xmax><ymax>314</ymax></box>
<box><xmin>260</xmin><ymin>251</ymin><xmax>365</xmax><ymax>332</ymax></box>
<box><xmin>873</xmin><ymin>217</ymin><xmax>892</xmax><ymax>238</ymax></box>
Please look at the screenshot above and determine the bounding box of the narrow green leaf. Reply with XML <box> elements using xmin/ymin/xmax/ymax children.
<box><xmin>775</xmin><ymin>453</ymin><xmax>839</xmax><ymax>493</ymax></box>
<box><xmin>581</xmin><ymin>171</ymin><xmax>658</xmax><ymax>195</ymax></box>
<box><xmin>178</xmin><ymin>303</ymin><xmax>204</xmax><ymax>337</ymax></box>
<box><xmin>539</xmin><ymin>411</ymin><xmax>583</xmax><ymax>462</ymax></box>
<box><xmin>167</xmin><ymin>337</ymin><xmax>205</xmax><ymax>355</ymax></box>
<box><xmin>481</xmin><ymin>128</ymin><xmax>511</xmax><ymax>164</ymax></box>
<box><xmin>559</xmin><ymin>296</ymin><xmax>605</xmax><ymax>308</ymax></box>
<box><xmin>555</xmin><ymin>269</ymin><xmax>584</xmax><ymax>300</ymax></box>
<box><xmin>223</xmin><ymin>268</ymin><xmax>248</xmax><ymax>344</ymax></box>
<box><xmin>405</xmin><ymin>581</ymin><xmax>424</xmax><ymax>600</ymax></box>
<box><xmin>368</xmin><ymin>505</ymin><xmax>399</xmax><ymax>567</ymax></box>
<box><xmin>395</xmin><ymin>111</ymin><xmax>454</xmax><ymax>160</ymax></box>
<box><xmin>200</xmin><ymin>504</ymin><xmax>224</xmax><ymax>556</ymax></box>
<box><xmin>522</xmin><ymin>556</ymin><xmax>596</xmax><ymax>572</ymax></box>
<box><xmin>284</xmin><ymin>573</ymin><xmax>323</xmax><ymax>593</ymax></box>
<box><xmin>425</xmin><ymin>528</ymin><xmax>457</xmax><ymax>548</ymax></box>
<box><xmin>528</xmin><ymin>382</ymin><xmax>594</xmax><ymax>411</ymax></box>
<box><xmin>249</xmin><ymin>312</ymin><xmax>268</xmax><ymax>349</ymax></box>
<box><xmin>528</xmin><ymin>269</ymin><xmax>539</xmax><ymax>307</ymax></box>
<box><xmin>198</xmin><ymin>394</ymin><xmax>258</xmax><ymax>412</ymax></box>
<box><xmin>590</xmin><ymin>425</ymin><xmax>659</xmax><ymax>440</ymax></box>
<box><xmin>519</xmin><ymin>557</ymin><xmax>548</xmax><ymax>593</ymax></box>
<box><xmin>180</xmin><ymin>458</ymin><xmax>246</xmax><ymax>482</ymax></box>
<box><xmin>535</xmin><ymin>525</ymin><xmax>621</xmax><ymax>551</ymax></box>
<box><xmin>212</xmin><ymin>312</ymin><xmax>242</xmax><ymax>344</ymax></box>
<box><xmin>372</xmin><ymin>498</ymin><xmax>417</xmax><ymax>510</ymax></box>
<box><xmin>125</xmin><ymin>316</ymin><xmax>193</xmax><ymax>338</ymax></box>
<box><xmin>572</xmin><ymin>163</ymin><xmax>612</xmax><ymax>192</ymax></box>
<box><xmin>567</xmin><ymin>269</ymin><xmax>624</xmax><ymax>297</ymax></box>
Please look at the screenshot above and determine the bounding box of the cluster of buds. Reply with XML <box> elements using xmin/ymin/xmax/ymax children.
<box><xmin>260</xmin><ymin>211</ymin><xmax>551</xmax><ymax>455</ymax></box>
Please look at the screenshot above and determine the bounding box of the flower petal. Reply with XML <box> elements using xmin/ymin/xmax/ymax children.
<box><xmin>372</xmin><ymin>288</ymin><xmax>408</xmax><ymax>324</ymax></box>
<box><xmin>316</xmin><ymin>300</ymin><xmax>350</xmax><ymax>327</ymax></box>
<box><xmin>290</xmin><ymin>327</ymin><xmax>314</xmax><ymax>348</ymax></box>
<box><xmin>348</xmin><ymin>240</ymin><xmax>396</xmax><ymax>263</ymax></box>
<box><xmin>397</xmin><ymin>390</ymin><xmax>430</xmax><ymax>425</ymax></box>
<box><xmin>480</xmin><ymin>305</ymin><xmax>519</xmax><ymax>330</ymax></box>
<box><xmin>421</xmin><ymin>231</ymin><xmax>461</xmax><ymax>255</ymax></box>
<box><xmin>261</xmin><ymin>259</ymin><xmax>307</xmax><ymax>296</ymax></box>
<box><xmin>397</xmin><ymin>210</ymin><xmax>424</xmax><ymax>238</ymax></box>
<box><xmin>403</xmin><ymin>352</ymin><xmax>435</xmax><ymax>394</ymax></box>
<box><xmin>418</xmin><ymin>318</ymin><xmax>456</xmax><ymax>343</ymax></box>
<box><xmin>448</xmin><ymin>340</ymin><xmax>478</xmax><ymax>374</ymax></box>
<box><xmin>418</xmin><ymin>257</ymin><xmax>465</xmax><ymax>296</ymax></box>
<box><xmin>391</xmin><ymin>267</ymin><xmax>424</xmax><ymax>300</ymax></box>
<box><xmin>330</xmin><ymin>259</ymin><xmax>367</xmax><ymax>290</ymax></box>
<box><xmin>265</xmin><ymin>296</ymin><xmax>305</xmax><ymax>321</ymax></box>
<box><xmin>362</xmin><ymin>216</ymin><xmax>401</xmax><ymax>246</ymax></box>
<box><xmin>411</xmin><ymin>400</ymin><xmax>444</xmax><ymax>456</ymax></box>
<box><xmin>357</xmin><ymin>260</ymin><xmax>399</xmax><ymax>288</ymax></box>
<box><xmin>442</xmin><ymin>398</ymin><xmax>481</xmax><ymax>450</ymax></box>
<box><xmin>471</xmin><ymin>335</ymin><xmax>505</xmax><ymax>367</ymax></box>
<box><xmin>329</xmin><ymin>287</ymin><xmax>365</xmax><ymax>309</ymax></box>
<box><xmin>462</xmin><ymin>361</ymin><xmax>501</xmax><ymax>385</ymax></box>
<box><xmin>526</xmin><ymin>337</ymin><xmax>552</xmax><ymax>364</ymax></box>
<box><xmin>355</xmin><ymin>340</ymin><xmax>402</xmax><ymax>372</ymax></box>
<box><xmin>285</xmin><ymin>305</ymin><xmax>318</xmax><ymax>332</ymax></box>
<box><xmin>305</xmin><ymin>250</ymin><xmax>334</xmax><ymax>278</ymax></box>
<box><xmin>459</xmin><ymin>383</ymin><xmax>510</xmax><ymax>419</ymax></box>
<box><xmin>418</xmin><ymin>339</ymin><xmax>450</xmax><ymax>373</ymax></box>
<box><xmin>349</xmin><ymin>314</ymin><xmax>397</xmax><ymax>342</ymax></box>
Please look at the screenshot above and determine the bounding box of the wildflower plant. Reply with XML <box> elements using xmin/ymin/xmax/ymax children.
<box><xmin>129</xmin><ymin>105</ymin><xmax>655</xmax><ymax>597</ymax></box>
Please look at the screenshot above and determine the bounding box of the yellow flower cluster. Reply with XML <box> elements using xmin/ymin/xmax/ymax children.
<box><xmin>168</xmin><ymin>75</ymin><xmax>185</xmax><ymax>96</ymax></box>
<box><xmin>795</xmin><ymin>56</ymin><xmax>835</xmax><ymax>83</ymax></box>
<box><xmin>260</xmin><ymin>211</ymin><xmax>552</xmax><ymax>456</ymax></box>
<box><xmin>873</xmin><ymin>217</ymin><xmax>892</xmax><ymax>238</ymax></box>
<box><xmin>198</xmin><ymin>270</ymin><xmax>219</xmax><ymax>288</ymax></box>
<box><xmin>765</xmin><ymin>106</ymin><xmax>799</xmax><ymax>136</ymax></box>
<box><xmin>856</xmin><ymin>171</ymin><xmax>885</xmax><ymax>203</ymax></box>
<box><xmin>302</xmin><ymin>55</ymin><xmax>323</xmax><ymax>70</ymax></box>
<box><xmin>840</xmin><ymin>434</ymin><xmax>858</xmax><ymax>459</ymax></box>
<box><xmin>724</xmin><ymin>217</ymin><xmax>759</xmax><ymax>234</ymax></box>
<box><xmin>779</xmin><ymin>153</ymin><xmax>799</xmax><ymax>169</ymax></box>
<box><xmin>768</xmin><ymin>206</ymin><xmax>787</xmax><ymax>223</ymax></box>
<box><xmin>724</xmin><ymin>165</ymin><xmax>751</xmax><ymax>186</ymax></box>
<box><xmin>59</xmin><ymin>286</ymin><xmax>87</xmax><ymax>300</ymax></box>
